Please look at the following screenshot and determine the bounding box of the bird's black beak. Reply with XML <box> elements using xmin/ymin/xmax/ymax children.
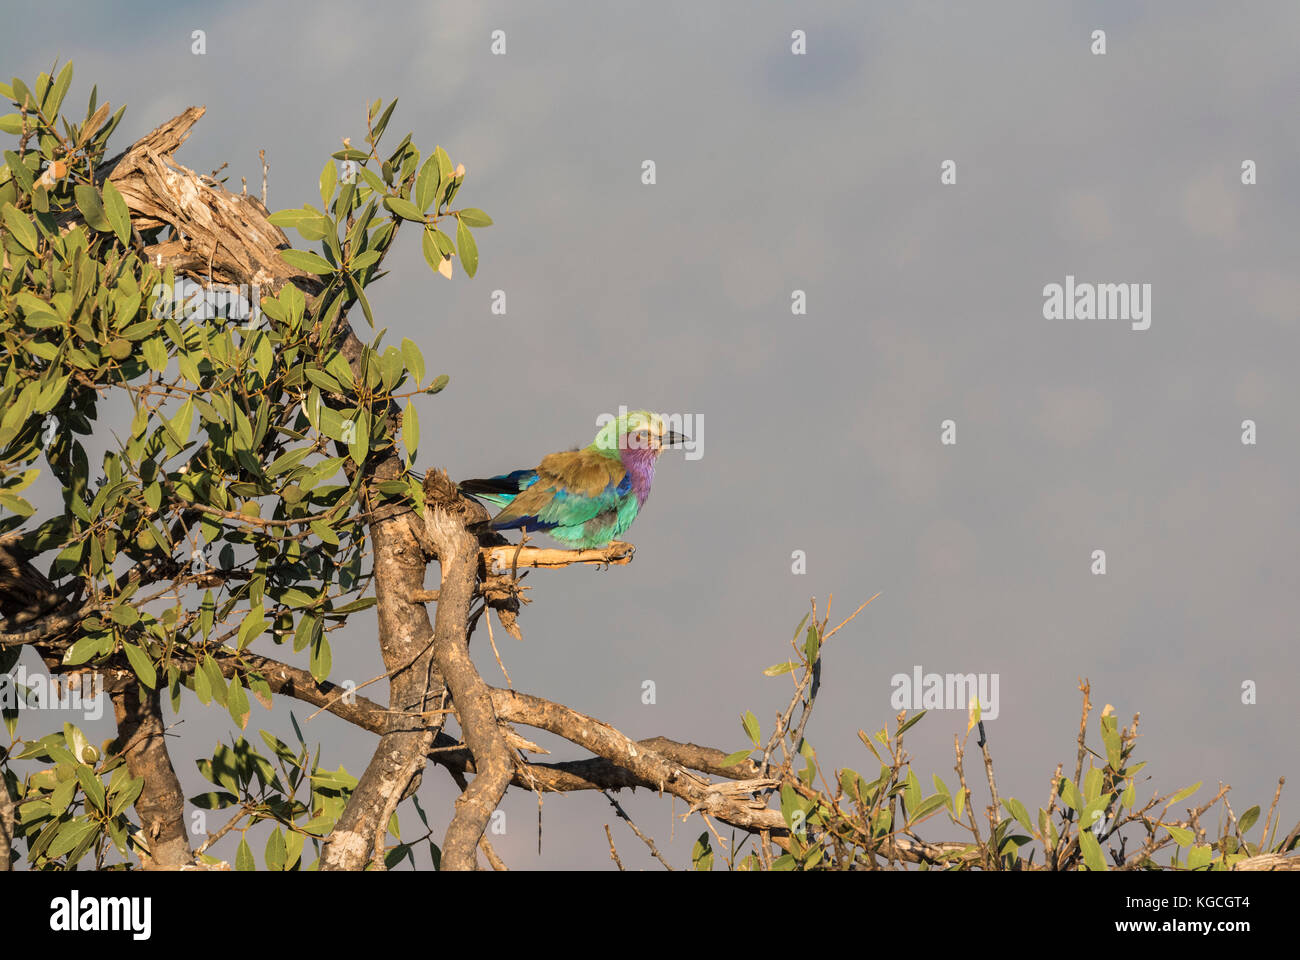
<box><xmin>663</xmin><ymin>430</ymin><xmax>689</xmax><ymax>447</ymax></box>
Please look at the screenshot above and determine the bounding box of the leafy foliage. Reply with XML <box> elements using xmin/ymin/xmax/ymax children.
<box><xmin>709</xmin><ymin>602</ymin><xmax>1297</xmax><ymax>871</ymax></box>
<box><xmin>0</xmin><ymin>64</ymin><xmax>487</xmax><ymax>868</ymax></box>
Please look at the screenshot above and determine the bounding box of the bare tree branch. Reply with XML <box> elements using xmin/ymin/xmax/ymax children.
<box><xmin>109</xmin><ymin>685</ymin><xmax>194</xmax><ymax>869</ymax></box>
<box><xmin>0</xmin><ymin>768</ymin><xmax>14</xmax><ymax>871</ymax></box>
<box><xmin>422</xmin><ymin>470</ymin><xmax>513</xmax><ymax>870</ymax></box>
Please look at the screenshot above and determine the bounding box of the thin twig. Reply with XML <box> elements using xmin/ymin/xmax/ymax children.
<box><xmin>603</xmin><ymin>790</ymin><xmax>672</xmax><ymax>870</ymax></box>
<box><xmin>604</xmin><ymin>824</ymin><xmax>624</xmax><ymax>871</ymax></box>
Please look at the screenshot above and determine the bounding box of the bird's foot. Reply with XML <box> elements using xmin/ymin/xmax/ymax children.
<box><xmin>598</xmin><ymin>540</ymin><xmax>634</xmax><ymax>569</ymax></box>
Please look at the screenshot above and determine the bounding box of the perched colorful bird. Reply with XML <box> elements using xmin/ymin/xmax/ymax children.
<box><xmin>459</xmin><ymin>410</ymin><xmax>687</xmax><ymax>548</ymax></box>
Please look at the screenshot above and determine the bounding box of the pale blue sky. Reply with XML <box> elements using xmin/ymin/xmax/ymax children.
<box><xmin>3</xmin><ymin>0</ymin><xmax>1297</xmax><ymax>868</ymax></box>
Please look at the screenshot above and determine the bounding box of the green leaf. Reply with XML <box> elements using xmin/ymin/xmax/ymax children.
<box><xmin>1083</xmin><ymin>767</ymin><xmax>1103</xmax><ymax>803</ymax></box>
<box><xmin>348</xmin><ymin>411</ymin><xmax>370</xmax><ymax>466</ymax></box>
<box><xmin>803</xmin><ymin>624</ymin><xmax>820</xmax><ymax>664</ymax></box>
<box><xmin>1078</xmin><ymin>830</ymin><xmax>1107</xmax><ymax>871</ymax></box>
<box><xmin>415</xmin><ymin>154</ymin><xmax>440</xmax><ymax>212</ymax></box>
<box><xmin>350</xmin><ymin>249</ymin><xmax>380</xmax><ymax>273</ymax></box>
<box><xmin>1003</xmin><ymin>797</ymin><xmax>1034</xmax><ymax>835</ymax></box>
<box><xmin>142</xmin><ymin>337</ymin><xmax>168</xmax><ymax>372</ymax></box>
<box><xmin>101</xmin><ymin>179</ymin><xmax>131</xmax><ymax>245</ymax></box>
<box><xmin>1164</xmin><ymin>824</ymin><xmax>1194</xmax><ymax>847</ymax></box>
<box><xmin>165</xmin><ymin>397</ymin><xmax>195</xmax><ymax>446</ymax></box>
<box><xmin>227</xmin><ymin>676</ymin><xmax>250</xmax><ymax>730</ymax></box>
<box><xmin>430</xmin><ymin>227</ymin><xmax>455</xmax><ymax>258</ymax></box>
<box><xmin>319</xmin><ymin>158</ymin><xmax>338</xmax><ymax>210</ymax></box>
<box><xmin>426</xmin><ymin>373</ymin><xmax>449</xmax><ymax>395</ymax></box>
<box><xmin>122</xmin><ymin>642</ymin><xmax>156</xmax><ymax>688</ymax></box>
<box><xmin>266</xmin><ymin>445</ymin><xmax>313</xmax><ymax>477</ymax></box>
<box><xmin>718</xmin><ymin>748</ymin><xmax>753</xmax><ymax>768</ymax></box>
<box><xmin>49</xmin><ymin>779</ymin><xmax>76</xmax><ymax>815</ymax></box>
<box><xmin>201</xmin><ymin>654</ymin><xmax>227</xmax><ymax>707</ymax></box>
<box><xmin>370</xmin><ymin>98</ymin><xmax>397</xmax><ymax>144</ymax></box>
<box><xmin>902</xmin><ymin>768</ymin><xmax>921</xmax><ymax>814</ymax></box>
<box><xmin>691</xmin><ymin>832</ymin><xmax>713</xmax><ymax>872</ymax></box>
<box><xmin>4</xmin><ymin>151</ymin><xmax>34</xmax><ymax>195</ymax></box>
<box><xmin>906</xmin><ymin>794</ymin><xmax>948</xmax><ymax>825</ymax></box>
<box><xmin>189</xmin><ymin>791</ymin><xmax>237</xmax><ymax>809</ymax></box>
<box><xmin>279</xmin><ymin>249</ymin><xmax>335</xmax><ymax>275</ymax></box>
<box><xmin>0</xmin><ymin>492</ymin><xmax>33</xmax><ymax>516</ymax></box>
<box><xmin>383</xmin><ymin>196</ymin><xmax>424</xmax><ymax>222</ymax></box>
<box><xmin>259</xmin><ymin>731</ymin><xmax>296</xmax><ymax>767</ymax></box>
<box><xmin>48</xmin><ymin>817</ymin><xmax>99</xmax><ymax>860</ymax></box>
<box><xmin>346</xmin><ymin>274</ymin><xmax>375</xmax><ymax>328</ymax></box>
<box><xmin>1100</xmin><ymin>715</ymin><xmax>1123</xmax><ymax>771</ymax></box>
<box><xmin>1187</xmin><ymin>844</ymin><xmax>1213</xmax><ymax>870</ymax></box>
<box><xmin>110</xmin><ymin>604</ymin><xmax>139</xmax><ymax>627</ymax></box>
<box><xmin>265</xmin><ymin>827</ymin><xmax>287</xmax><ymax>871</ymax></box>
<box><xmin>932</xmin><ymin>774</ymin><xmax>951</xmax><ymax>803</ymax></box>
<box><xmin>327</xmin><ymin>597</ymin><xmax>377</xmax><ymax>616</ymax></box>
<box><xmin>2</xmin><ymin>202</ymin><xmax>37</xmax><ymax>251</ymax></box>
<box><xmin>193</xmin><ymin>663</ymin><xmax>211</xmax><ymax>705</ymax></box>
<box><xmin>235</xmin><ymin>835</ymin><xmax>255</xmax><ymax>871</ymax></box>
<box><xmin>421</xmin><ymin>225</ymin><xmax>445</xmax><ymax>275</ymax></box>
<box><xmin>779</xmin><ymin>783</ymin><xmax>807</xmax><ymax>834</ymax></box>
<box><xmin>763</xmin><ymin>660</ymin><xmax>796</xmax><ymax>677</ymax></box>
<box><xmin>74</xmin><ymin>184</ymin><xmax>111</xmax><ymax>231</ymax></box>
<box><xmin>267</xmin><ymin>208</ymin><xmax>314</xmax><ymax>229</ymax></box>
<box><xmin>433</xmin><ymin>146</ymin><xmax>452</xmax><ymax>188</ymax></box>
<box><xmin>456</xmin><ymin>217</ymin><xmax>478</xmax><ymax>278</ymax></box>
<box><xmin>62</xmin><ymin>635</ymin><xmax>101</xmax><ymax>666</ymax></box>
<box><xmin>237</xmin><ymin>608</ymin><xmax>267</xmax><ymax>651</ymax></box>
<box><xmin>300</xmin><ymin>814</ymin><xmax>334</xmax><ymax>837</ymax></box>
<box><xmin>279</xmin><ymin>588</ymin><xmax>316</xmax><ymax>609</ymax></box>
<box><xmin>400</xmin><ymin>337</ymin><xmax>424</xmax><ymax>387</ymax></box>
<box><xmin>325</xmin><ymin>353</ymin><xmax>356</xmax><ymax>389</ymax></box>
<box><xmin>309</xmin><ymin>633</ymin><xmax>332</xmax><ymax>682</ymax></box>
<box><xmin>304</xmin><ymin>367</ymin><xmax>343</xmax><ymax>394</ymax></box>
<box><xmin>1237</xmin><ymin>805</ymin><xmax>1260</xmax><ymax>835</ymax></box>
<box><xmin>1168</xmin><ymin>781</ymin><xmax>1202</xmax><ymax>805</ymax></box>
<box><xmin>1057</xmin><ymin>777</ymin><xmax>1083</xmax><ymax>812</ymax></box>
<box><xmin>741</xmin><ymin>710</ymin><xmax>760</xmax><ymax>748</ymax></box>
<box><xmin>403</xmin><ymin>400</ymin><xmax>419</xmax><ymax>458</ymax></box>
<box><xmin>43</xmin><ymin>61</ymin><xmax>73</xmax><ymax>118</ymax></box>
<box><xmin>76</xmin><ymin>766</ymin><xmax>106</xmax><ymax>813</ymax></box>
<box><xmin>457</xmin><ymin>208</ymin><xmax>493</xmax><ymax>227</ymax></box>
<box><xmin>897</xmin><ymin>709</ymin><xmax>927</xmax><ymax>736</ymax></box>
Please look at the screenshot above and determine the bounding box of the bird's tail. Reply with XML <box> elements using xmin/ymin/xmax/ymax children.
<box><xmin>458</xmin><ymin>470</ymin><xmax>537</xmax><ymax>508</ymax></box>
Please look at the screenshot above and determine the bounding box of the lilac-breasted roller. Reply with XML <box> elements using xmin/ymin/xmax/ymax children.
<box><xmin>458</xmin><ymin>410</ymin><xmax>687</xmax><ymax>548</ymax></box>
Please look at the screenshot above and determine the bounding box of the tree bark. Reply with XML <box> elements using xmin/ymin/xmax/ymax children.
<box><xmin>422</xmin><ymin>470</ymin><xmax>513</xmax><ymax>870</ymax></box>
<box><xmin>319</xmin><ymin>456</ymin><xmax>443</xmax><ymax>870</ymax></box>
<box><xmin>0</xmin><ymin>769</ymin><xmax>14</xmax><ymax>871</ymax></box>
<box><xmin>110</xmin><ymin>685</ymin><xmax>194</xmax><ymax>868</ymax></box>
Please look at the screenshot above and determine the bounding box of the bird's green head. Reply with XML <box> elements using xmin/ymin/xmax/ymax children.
<box><xmin>590</xmin><ymin>410</ymin><xmax>688</xmax><ymax>457</ymax></box>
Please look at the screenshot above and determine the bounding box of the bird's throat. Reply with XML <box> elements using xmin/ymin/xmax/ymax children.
<box><xmin>619</xmin><ymin>446</ymin><xmax>658</xmax><ymax>506</ymax></box>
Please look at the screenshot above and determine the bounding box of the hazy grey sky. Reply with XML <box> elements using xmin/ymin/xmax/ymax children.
<box><xmin>3</xmin><ymin>0</ymin><xmax>1297</xmax><ymax>869</ymax></box>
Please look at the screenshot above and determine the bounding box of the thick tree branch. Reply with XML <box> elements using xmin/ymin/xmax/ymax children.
<box><xmin>422</xmin><ymin>470</ymin><xmax>512</xmax><ymax>870</ymax></box>
<box><xmin>319</xmin><ymin>457</ymin><xmax>443</xmax><ymax>870</ymax></box>
<box><xmin>482</xmin><ymin>542</ymin><xmax>634</xmax><ymax>571</ymax></box>
<box><xmin>109</xmin><ymin>685</ymin><xmax>194</xmax><ymax>869</ymax></box>
<box><xmin>0</xmin><ymin>769</ymin><xmax>14</xmax><ymax>871</ymax></box>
